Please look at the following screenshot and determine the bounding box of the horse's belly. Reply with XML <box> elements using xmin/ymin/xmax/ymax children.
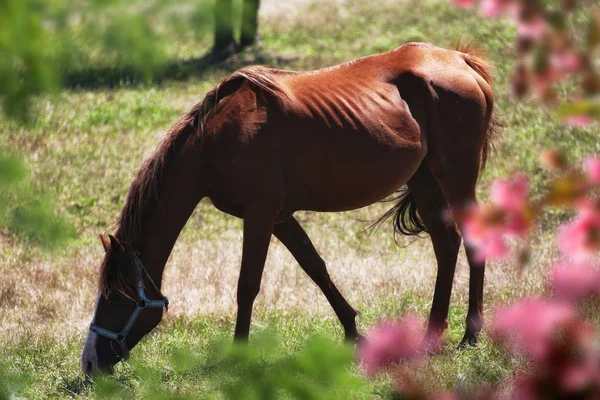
<box><xmin>285</xmin><ymin>141</ymin><xmax>424</xmax><ymax>213</ymax></box>
<box><xmin>281</xmin><ymin>79</ymin><xmax>426</xmax><ymax>212</ymax></box>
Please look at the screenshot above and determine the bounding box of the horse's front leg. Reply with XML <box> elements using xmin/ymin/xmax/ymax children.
<box><xmin>233</xmin><ymin>205</ymin><xmax>279</xmax><ymax>341</ymax></box>
<box><xmin>273</xmin><ymin>216</ymin><xmax>360</xmax><ymax>341</ymax></box>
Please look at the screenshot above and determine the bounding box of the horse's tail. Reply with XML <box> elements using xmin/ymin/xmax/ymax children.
<box><xmin>369</xmin><ymin>186</ymin><xmax>427</xmax><ymax>238</ymax></box>
<box><xmin>456</xmin><ymin>42</ymin><xmax>502</xmax><ymax>171</ymax></box>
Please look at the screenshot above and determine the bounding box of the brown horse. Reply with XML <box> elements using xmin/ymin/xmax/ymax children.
<box><xmin>81</xmin><ymin>42</ymin><xmax>499</xmax><ymax>375</ymax></box>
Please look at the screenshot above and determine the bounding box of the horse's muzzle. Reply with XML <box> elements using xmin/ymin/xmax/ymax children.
<box><xmin>81</xmin><ymin>331</ymin><xmax>116</xmax><ymax>377</ymax></box>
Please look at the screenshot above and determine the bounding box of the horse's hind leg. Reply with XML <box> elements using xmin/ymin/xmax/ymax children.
<box><xmin>407</xmin><ymin>163</ymin><xmax>462</xmax><ymax>343</ymax></box>
<box><xmin>431</xmin><ymin>161</ymin><xmax>485</xmax><ymax>346</ymax></box>
<box><xmin>425</xmin><ymin>85</ymin><xmax>490</xmax><ymax>345</ymax></box>
<box><xmin>273</xmin><ymin>217</ymin><xmax>360</xmax><ymax>340</ymax></box>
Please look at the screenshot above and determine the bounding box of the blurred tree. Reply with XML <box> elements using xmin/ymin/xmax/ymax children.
<box><xmin>0</xmin><ymin>0</ymin><xmax>173</xmax><ymax>249</ymax></box>
<box><xmin>212</xmin><ymin>0</ymin><xmax>261</xmax><ymax>61</ymax></box>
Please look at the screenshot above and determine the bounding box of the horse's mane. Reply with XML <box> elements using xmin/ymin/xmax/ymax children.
<box><xmin>226</xmin><ymin>65</ymin><xmax>290</xmax><ymax>100</ymax></box>
<box><xmin>99</xmin><ymin>66</ymin><xmax>286</xmax><ymax>297</ymax></box>
<box><xmin>98</xmin><ymin>102</ymin><xmax>203</xmax><ymax>296</ymax></box>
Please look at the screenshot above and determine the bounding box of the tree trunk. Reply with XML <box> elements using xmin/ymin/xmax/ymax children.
<box><xmin>240</xmin><ymin>0</ymin><xmax>260</xmax><ymax>48</ymax></box>
<box><xmin>213</xmin><ymin>0</ymin><xmax>235</xmax><ymax>53</ymax></box>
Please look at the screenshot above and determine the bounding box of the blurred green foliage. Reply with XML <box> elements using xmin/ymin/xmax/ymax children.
<box><xmin>211</xmin><ymin>335</ymin><xmax>366</xmax><ymax>400</ymax></box>
<box><xmin>0</xmin><ymin>362</ymin><xmax>28</xmax><ymax>400</ymax></box>
<box><xmin>0</xmin><ymin>0</ymin><xmax>215</xmax><ymax>249</ymax></box>
<box><xmin>0</xmin><ymin>152</ymin><xmax>72</xmax><ymax>250</ymax></box>
<box><xmin>0</xmin><ymin>0</ymin><xmax>57</xmax><ymax>121</ymax></box>
<box><xmin>0</xmin><ymin>0</ymin><xmax>216</xmax><ymax>120</ymax></box>
<box><xmin>1</xmin><ymin>333</ymin><xmax>370</xmax><ymax>399</ymax></box>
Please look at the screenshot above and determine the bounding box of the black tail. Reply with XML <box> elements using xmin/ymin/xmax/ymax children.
<box><xmin>369</xmin><ymin>186</ymin><xmax>427</xmax><ymax>239</ymax></box>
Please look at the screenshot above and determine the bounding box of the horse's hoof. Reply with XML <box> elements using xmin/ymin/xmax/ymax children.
<box><xmin>458</xmin><ymin>333</ymin><xmax>479</xmax><ymax>348</ymax></box>
<box><xmin>233</xmin><ymin>333</ymin><xmax>250</xmax><ymax>343</ymax></box>
<box><xmin>345</xmin><ymin>332</ymin><xmax>365</xmax><ymax>345</ymax></box>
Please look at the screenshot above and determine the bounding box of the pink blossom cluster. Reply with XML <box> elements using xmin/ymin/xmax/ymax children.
<box><xmin>359</xmin><ymin>154</ymin><xmax>600</xmax><ymax>399</ymax></box>
<box><xmin>489</xmin><ymin>266</ymin><xmax>600</xmax><ymax>399</ymax></box>
<box><xmin>357</xmin><ymin>315</ymin><xmax>424</xmax><ymax>376</ymax></box>
<box><xmin>557</xmin><ymin>201</ymin><xmax>600</xmax><ymax>262</ymax></box>
<box><xmin>453</xmin><ymin>0</ymin><xmax>599</xmax><ymax>125</ymax></box>
<box><xmin>460</xmin><ymin>157</ymin><xmax>600</xmax><ymax>262</ymax></box>
<box><xmin>555</xmin><ymin>158</ymin><xmax>600</xmax><ymax>262</ymax></box>
<box><xmin>462</xmin><ymin>173</ymin><xmax>533</xmax><ymax>260</ymax></box>
<box><xmin>476</xmin><ymin>156</ymin><xmax>600</xmax><ymax>397</ymax></box>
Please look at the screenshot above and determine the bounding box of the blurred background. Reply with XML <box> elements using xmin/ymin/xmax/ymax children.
<box><xmin>0</xmin><ymin>0</ymin><xmax>598</xmax><ymax>398</ymax></box>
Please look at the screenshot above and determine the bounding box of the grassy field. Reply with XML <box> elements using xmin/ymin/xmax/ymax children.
<box><xmin>1</xmin><ymin>0</ymin><xmax>599</xmax><ymax>398</ymax></box>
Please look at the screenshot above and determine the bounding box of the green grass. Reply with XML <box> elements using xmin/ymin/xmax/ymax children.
<box><xmin>1</xmin><ymin>301</ymin><xmax>517</xmax><ymax>399</ymax></box>
<box><xmin>1</xmin><ymin>0</ymin><xmax>599</xmax><ymax>398</ymax></box>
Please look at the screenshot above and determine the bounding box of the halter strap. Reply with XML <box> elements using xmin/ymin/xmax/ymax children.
<box><xmin>126</xmin><ymin>245</ymin><xmax>168</xmax><ymax>309</ymax></box>
<box><xmin>89</xmin><ymin>247</ymin><xmax>168</xmax><ymax>361</ymax></box>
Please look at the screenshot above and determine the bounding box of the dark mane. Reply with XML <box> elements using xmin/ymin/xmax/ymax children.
<box><xmin>99</xmin><ymin>66</ymin><xmax>287</xmax><ymax>297</ymax></box>
<box><xmin>98</xmin><ymin>102</ymin><xmax>203</xmax><ymax>297</ymax></box>
<box><xmin>119</xmin><ymin>108</ymin><xmax>201</xmax><ymax>245</ymax></box>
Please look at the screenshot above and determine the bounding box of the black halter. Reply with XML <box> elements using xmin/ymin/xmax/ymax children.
<box><xmin>89</xmin><ymin>247</ymin><xmax>168</xmax><ymax>361</ymax></box>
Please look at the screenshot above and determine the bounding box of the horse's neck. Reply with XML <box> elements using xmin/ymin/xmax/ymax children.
<box><xmin>136</xmin><ymin>148</ymin><xmax>206</xmax><ymax>289</ymax></box>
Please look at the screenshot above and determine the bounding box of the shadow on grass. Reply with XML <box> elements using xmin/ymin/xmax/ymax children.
<box><xmin>63</xmin><ymin>48</ymin><xmax>301</xmax><ymax>91</ymax></box>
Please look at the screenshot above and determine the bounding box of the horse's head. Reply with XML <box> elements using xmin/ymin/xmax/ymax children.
<box><xmin>81</xmin><ymin>234</ymin><xmax>167</xmax><ymax>376</ymax></box>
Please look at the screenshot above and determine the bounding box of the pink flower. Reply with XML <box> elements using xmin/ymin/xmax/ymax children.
<box><xmin>584</xmin><ymin>157</ymin><xmax>600</xmax><ymax>184</ymax></box>
<box><xmin>575</xmin><ymin>198</ymin><xmax>600</xmax><ymax>217</ymax></box>
<box><xmin>550</xmin><ymin>262</ymin><xmax>600</xmax><ymax>302</ymax></box>
<box><xmin>564</xmin><ymin>114</ymin><xmax>594</xmax><ymax>127</ymax></box>
<box><xmin>479</xmin><ymin>0</ymin><xmax>508</xmax><ymax>17</ymax></box>
<box><xmin>560</xmin><ymin>356</ymin><xmax>600</xmax><ymax>393</ymax></box>
<box><xmin>550</xmin><ymin>50</ymin><xmax>581</xmax><ymax>77</ymax></box>
<box><xmin>532</xmin><ymin>69</ymin><xmax>554</xmax><ymax>97</ymax></box>
<box><xmin>462</xmin><ymin>205</ymin><xmax>508</xmax><ymax>261</ymax></box>
<box><xmin>491</xmin><ymin>174</ymin><xmax>529</xmax><ymax>212</ymax></box>
<box><xmin>358</xmin><ymin>316</ymin><xmax>424</xmax><ymax>376</ymax></box>
<box><xmin>512</xmin><ymin>376</ymin><xmax>540</xmax><ymax>400</ymax></box>
<box><xmin>517</xmin><ymin>16</ymin><xmax>547</xmax><ymax>40</ymax></box>
<box><xmin>453</xmin><ymin>0</ymin><xmax>474</xmax><ymax>8</ymax></box>
<box><xmin>558</xmin><ymin>211</ymin><xmax>600</xmax><ymax>261</ymax></box>
<box><xmin>462</xmin><ymin>174</ymin><xmax>532</xmax><ymax>261</ymax></box>
<box><xmin>476</xmin><ymin>234</ymin><xmax>509</xmax><ymax>259</ymax></box>
<box><xmin>490</xmin><ymin>299</ymin><xmax>575</xmax><ymax>362</ymax></box>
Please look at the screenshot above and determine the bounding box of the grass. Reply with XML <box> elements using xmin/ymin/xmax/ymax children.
<box><xmin>1</xmin><ymin>0</ymin><xmax>599</xmax><ymax>398</ymax></box>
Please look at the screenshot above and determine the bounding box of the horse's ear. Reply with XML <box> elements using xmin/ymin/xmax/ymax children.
<box><xmin>99</xmin><ymin>234</ymin><xmax>110</xmax><ymax>253</ymax></box>
<box><xmin>108</xmin><ymin>234</ymin><xmax>124</xmax><ymax>253</ymax></box>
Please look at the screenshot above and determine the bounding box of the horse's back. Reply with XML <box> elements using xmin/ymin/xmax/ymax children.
<box><xmin>262</xmin><ymin>52</ymin><xmax>430</xmax><ymax>213</ymax></box>
<box><xmin>389</xmin><ymin>42</ymin><xmax>493</xmax><ymax>111</ymax></box>
<box><xmin>202</xmin><ymin>43</ymin><xmax>492</xmax><ymax>216</ymax></box>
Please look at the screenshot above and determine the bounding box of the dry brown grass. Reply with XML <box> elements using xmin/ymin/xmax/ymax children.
<box><xmin>0</xmin><ymin>192</ymin><xmax>560</xmax><ymax>344</ymax></box>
